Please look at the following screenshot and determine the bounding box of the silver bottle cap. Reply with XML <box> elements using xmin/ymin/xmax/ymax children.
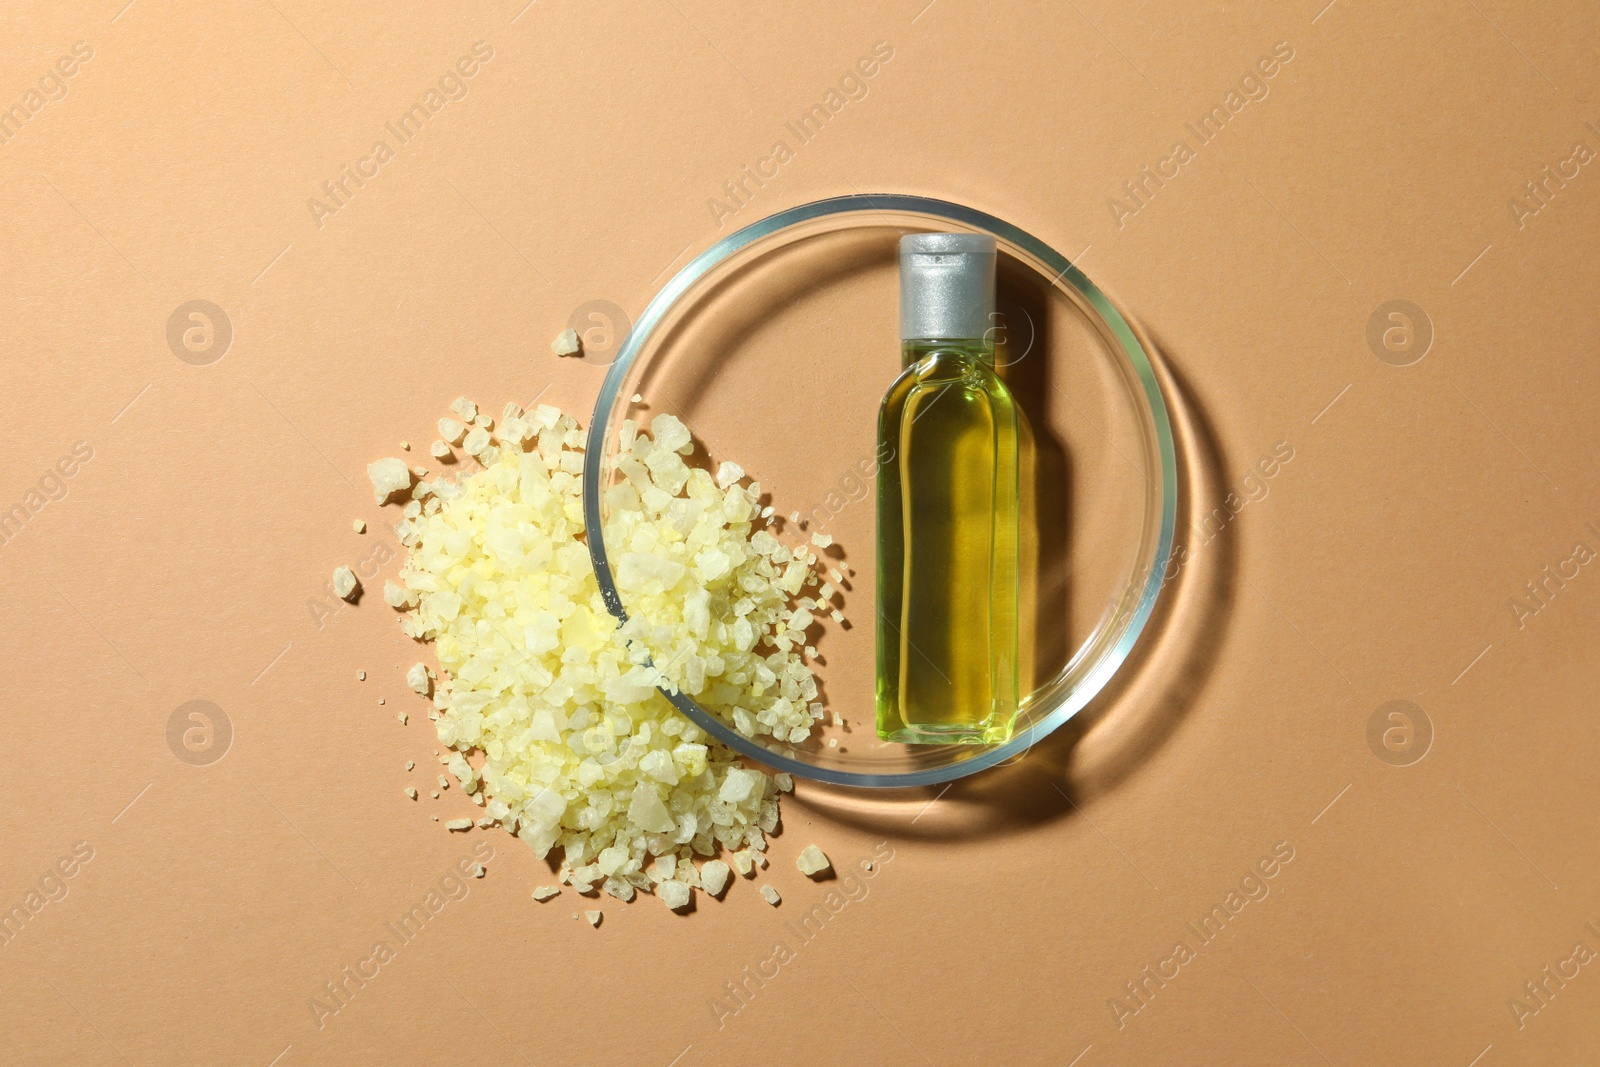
<box><xmin>899</xmin><ymin>233</ymin><xmax>996</xmax><ymax>342</ymax></box>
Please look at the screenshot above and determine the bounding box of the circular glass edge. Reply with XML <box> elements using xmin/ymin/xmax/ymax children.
<box><xmin>584</xmin><ymin>193</ymin><xmax>1177</xmax><ymax>789</ymax></box>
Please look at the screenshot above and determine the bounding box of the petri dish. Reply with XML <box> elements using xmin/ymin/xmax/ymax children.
<box><xmin>583</xmin><ymin>194</ymin><xmax>1176</xmax><ymax>788</ymax></box>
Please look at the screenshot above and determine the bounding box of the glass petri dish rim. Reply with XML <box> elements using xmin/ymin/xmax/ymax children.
<box><xmin>583</xmin><ymin>193</ymin><xmax>1177</xmax><ymax>789</ymax></box>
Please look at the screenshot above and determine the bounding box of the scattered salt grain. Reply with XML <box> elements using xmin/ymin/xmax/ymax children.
<box><xmin>405</xmin><ymin>787</ymin><xmax>417</xmax><ymax>799</ymax></box>
<box><xmin>761</xmin><ymin>885</ymin><xmax>781</xmax><ymax>906</ymax></box>
<box><xmin>367</xmin><ymin>458</ymin><xmax>412</xmax><ymax>504</ymax></box>
<box><xmin>406</xmin><ymin>663</ymin><xmax>431</xmax><ymax>695</ymax></box>
<box><xmin>585</xmin><ymin>909</ymin><xmax>602</xmax><ymax>926</ymax></box>
<box><xmin>352</xmin><ymin>519</ymin><xmax>366</xmax><ymax>534</ymax></box>
<box><xmin>332</xmin><ymin>566</ymin><xmax>359</xmax><ymax>601</ymax></box>
<box><xmin>430</xmin><ymin>440</ymin><xmax>452</xmax><ymax>460</ymax></box>
<box><xmin>472</xmin><ymin>863</ymin><xmax>486</xmax><ymax>877</ymax></box>
<box><xmin>532</xmin><ymin>885</ymin><xmax>560</xmax><ymax>901</ymax></box>
<box><xmin>552</xmin><ymin>328</ymin><xmax>581</xmax><ymax>356</ymax></box>
<box><xmin>438</xmin><ymin>418</ymin><xmax>467</xmax><ymax>445</ymax></box>
<box><xmin>446</xmin><ymin>818</ymin><xmax>473</xmax><ymax>831</ymax></box>
<box><xmin>797</xmin><ymin>845</ymin><xmax>831</xmax><ymax>876</ymax></box>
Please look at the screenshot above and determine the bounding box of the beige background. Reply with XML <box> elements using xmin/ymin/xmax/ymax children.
<box><xmin>4</xmin><ymin>0</ymin><xmax>1600</xmax><ymax>1064</ymax></box>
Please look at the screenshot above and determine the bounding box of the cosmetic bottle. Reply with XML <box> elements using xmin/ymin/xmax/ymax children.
<box><xmin>876</xmin><ymin>233</ymin><xmax>1021</xmax><ymax>745</ymax></box>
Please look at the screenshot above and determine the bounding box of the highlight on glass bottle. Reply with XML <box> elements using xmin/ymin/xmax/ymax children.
<box><xmin>876</xmin><ymin>233</ymin><xmax>1022</xmax><ymax>745</ymax></box>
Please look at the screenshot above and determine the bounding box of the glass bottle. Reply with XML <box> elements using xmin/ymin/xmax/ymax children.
<box><xmin>876</xmin><ymin>233</ymin><xmax>1021</xmax><ymax>744</ymax></box>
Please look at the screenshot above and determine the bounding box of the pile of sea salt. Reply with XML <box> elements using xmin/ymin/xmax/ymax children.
<box><xmin>369</xmin><ymin>397</ymin><xmax>834</xmax><ymax>909</ymax></box>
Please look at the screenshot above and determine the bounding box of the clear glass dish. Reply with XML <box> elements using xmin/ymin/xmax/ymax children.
<box><xmin>582</xmin><ymin>194</ymin><xmax>1176</xmax><ymax>788</ymax></box>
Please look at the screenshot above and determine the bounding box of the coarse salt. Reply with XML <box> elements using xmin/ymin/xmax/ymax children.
<box><xmin>659</xmin><ymin>880</ymin><xmax>692</xmax><ymax>910</ymax></box>
<box><xmin>552</xmin><ymin>328</ymin><xmax>581</xmax><ymax>356</ymax></box>
<box><xmin>700</xmin><ymin>860</ymin><xmax>731</xmax><ymax>897</ymax></box>
<box><xmin>406</xmin><ymin>663</ymin><xmax>431</xmax><ymax>695</ymax></box>
<box><xmin>796</xmin><ymin>844</ymin><xmax>831</xmax><ymax>876</ymax></box>
<box><xmin>332</xmin><ymin>566</ymin><xmax>359</xmax><ymax>601</ymax></box>
<box><xmin>381</xmin><ymin>398</ymin><xmax>833</xmax><ymax>905</ymax></box>
<box><xmin>367</xmin><ymin>458</ymin><xmax>412</xmax><ymax>504</ymax></box>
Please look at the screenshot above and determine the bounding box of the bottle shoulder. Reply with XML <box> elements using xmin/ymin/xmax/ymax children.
<box><xmin>880</xmin><ymin>363</ymin><xmax>1018</xmax><ymax>434</ymax></box>
<box><xmin>890</xmin><ymin>350</ymin><xmax>1016</xmax><ymax>404</ymax></box>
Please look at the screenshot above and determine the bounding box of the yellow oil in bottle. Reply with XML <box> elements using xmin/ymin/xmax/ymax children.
<box><xmin>875</xmin><ymin>337</ymin><xmax>1021</xmax><ymax>744</ymax></box>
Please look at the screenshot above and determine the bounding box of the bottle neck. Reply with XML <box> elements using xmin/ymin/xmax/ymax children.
<box><xmin>901</xmin><ymin>338</ymin><xmax>994</xmax><ymax>370</ymax></box>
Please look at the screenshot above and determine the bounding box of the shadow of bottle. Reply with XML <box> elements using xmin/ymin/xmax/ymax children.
<box><xmin>998</xmin><ymin>257</ymin><xmax>1074</xmax><ymax>704</ymax></box>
